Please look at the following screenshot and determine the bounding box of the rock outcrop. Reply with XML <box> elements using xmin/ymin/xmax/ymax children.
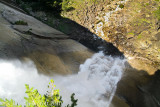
<box><xmin>0</xmin><ymin>3</ymin><xmax>93</xmax><ymax>75</ymax></box>
<box><xmin>62</xmin><ymin>0</ymin><xmax>160</xmax><ymax>74</ymax></box>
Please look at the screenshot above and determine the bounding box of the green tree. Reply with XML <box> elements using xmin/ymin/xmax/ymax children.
<box><xmin>0</xmin><ymin>79</ymin><xmax>78</xmax><ymax>107</ymax></box>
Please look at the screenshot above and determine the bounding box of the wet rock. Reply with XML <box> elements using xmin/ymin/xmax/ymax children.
<box><xmin>0</xmin><ymin>3</ymin><xmax>93</xmax><ymax>75</ymax></box>
<box><xmin>2</xmin><ymin>7</ymin><xmax>66</xmax><ymax>38</ymax></box>
<box><xmin>117</xmin><ymin>69</ymin><xmax>160</xmax><ymax>107</ymax></box>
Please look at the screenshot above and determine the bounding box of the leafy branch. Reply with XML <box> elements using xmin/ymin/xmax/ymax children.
<box><xmin>0</xmin><ymin>79</ymin><xmax>78</xmax><ymax>107</ymax></box>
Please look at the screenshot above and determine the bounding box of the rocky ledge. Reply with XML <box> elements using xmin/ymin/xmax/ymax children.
<box><xmin>62</xmin><ymin>0</ymin><xmax>160</xmax><ymax>74</ymax></box>
<box><xmin>0</xmin><ymin>3</ymin><xmax>93</xmax><ymax>75</ymax></box>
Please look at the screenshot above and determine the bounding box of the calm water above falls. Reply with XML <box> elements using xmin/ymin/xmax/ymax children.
<box><xmin>0</xmin><ymin>52</ymin><xmax>126</xmax><ymax>107</ymax></box>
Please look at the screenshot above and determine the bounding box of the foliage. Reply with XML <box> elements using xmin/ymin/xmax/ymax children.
<box><xmin>15</xmin><ymin>0</ymin><xmax>62</xmax><ymax>13</ymax></box>
<box><xmin>127</xmin><ymin>32</ymin><xmax>134</xmax><ymax>35</ymax></box>
<box><xmin>14</xmin><ymin>20</ymin><xmax>28</xmax><ymax>25</ymax></box>
<box><xmin>15</xmin><ymin>0</ymin><xmax>22</xmax><ymax>4</ymax></box>
<box><xmin>119</xmin><ymin>4</ymin><xmax>124</xmax><ymax>9</ymax></box>
<box><xmin>0</xmin><ymin>98</ymin><xmax>22</xmax><ymax>107</ymax></box>
<box><xmin>40</xmin><ymin>0</ymin><xmax>62</xmax><ymax>12</ymax></box>
<box><xmin>137</xmin><ymin>33</ymin><xmax>142</xmax><ymax>39</ymax></box>
<box><xmin>66</xmin><ymin>93</ymin><xmax>77</xmax><ymax>107</ymax></box>
<box><xmin>154</xmin><ymin>6</ymin><xmax>160</xmax><ymax>20</ymax></box>
<box><xmin>0</xmin><ymin>79</ymin><xmax>78</xmax><ymax>107</ymax></box>
<box><xmin>62</xmin><ymin>0</ymin><xmax>74</xmax><ymax>11</ymax></box>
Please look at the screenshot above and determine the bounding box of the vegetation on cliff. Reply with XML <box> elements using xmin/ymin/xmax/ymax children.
<box><xmin>14</xmin><ymin>20</ymin><xmax>28</xmax><ymax>25</ymax></box>
<box><xmin>154</xmin><ymin>6</ymin><xmax>160</xmax><ymax>20</ymax></box>
<box><xmin>61</xmin><ymin>0</ymin><xmax>160</xmax><ymax>74</ymax></box>
<box><xmin>15</xmin><ymin>0</ymin><xmax>62</xmax><ymax>14</ymax></box>
<box><xmin>14</xmin><ymin>0</ymin><xmax>104</xmax><ymax>14</ymax></box>
<box><xmin>14</xmin><ymin>0</ymin><xmax>74</xmax><ymax>13</ymax></box>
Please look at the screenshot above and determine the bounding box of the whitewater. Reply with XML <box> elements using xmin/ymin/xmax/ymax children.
<box><xmin>0</xmin><ymin>52</ymin><xmax>126</xmax><ymax>107</ymax></box>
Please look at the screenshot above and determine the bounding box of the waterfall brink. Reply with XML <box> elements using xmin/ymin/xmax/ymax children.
<box><xmin>54</xmin><ymin>52</ymin><xmax>126</xmax><ymax>107</ymax></box>
<box><xmin>0</xmin><ymin>52</ymin><xmax>126</xmax><ymax>107</ymax></box>
<box><xmin>81</xmin><ymin>52</ymin><xmax>125</xmax><ymax>107</ymax></box>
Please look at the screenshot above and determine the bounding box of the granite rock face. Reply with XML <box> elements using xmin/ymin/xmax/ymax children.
<box><xmin>0</xmin><ymin>3</ymin><xmax>93</xmax><ymax>75</ymax></box>
<box><xmin>62</xmin><ymin>0</ymin><xmax>160</xmax><ymax>74</ymax></box>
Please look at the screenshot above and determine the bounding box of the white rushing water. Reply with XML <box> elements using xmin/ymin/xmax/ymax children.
<box><xmin>95</xmin><ymin>0</ymin><xmax>128</xmax><ymax>39</ymax></box>
<box><xmin>0</xmin><ymin>52</ymin><xmax>126</xmax><ymax>107</ymax></box>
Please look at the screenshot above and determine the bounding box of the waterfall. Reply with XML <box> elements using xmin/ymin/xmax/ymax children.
<box><xmin>0</xmin><ymin>52</ymin><xmax>126</xmax><ymax>107</ymax></box>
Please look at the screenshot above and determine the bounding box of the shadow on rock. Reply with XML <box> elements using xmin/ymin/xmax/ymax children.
<box><xmin>117</xmin><ymin>66</ymin><xmax>160</xmax><ymax>107</ymax></box>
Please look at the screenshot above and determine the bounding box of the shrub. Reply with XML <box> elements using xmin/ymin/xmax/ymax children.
<box><xmin>62</xmin><ymin>0</ymin><xmax>74</xmax><ymax>12</ymax></box>
<box><xmin>0</xmin><ymin>79</ymin><xmax>78</xmax><ymax>107</ymax></box>
<box><xmin>154</xmin><ymin>6</ymin><xmax>160</xmax><ymax>20</ymax></box>
<box><xmin>15</xmin><ymin>0</ymin><xmax>22</xmax><ymax>4</ymax></box>
<box><xmin>14</xmin><ymin>20</ymin><xmax>28</xmax><ymax>25</ymax></box>
<box><xmin>19</xmin><ymin>0</ymin><xmax>62</xmax><ymax>12</ymax></box>
<box><xmin>119</xmin><ymin>4</ymin><xmax>124</xmax><ymax>9</ymax></box>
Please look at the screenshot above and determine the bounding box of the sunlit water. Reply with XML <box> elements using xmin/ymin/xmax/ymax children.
<box><xmin>0</xmin><ymin>52</ymin><xmax>126</xmax><ymax>107</ymax></box>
